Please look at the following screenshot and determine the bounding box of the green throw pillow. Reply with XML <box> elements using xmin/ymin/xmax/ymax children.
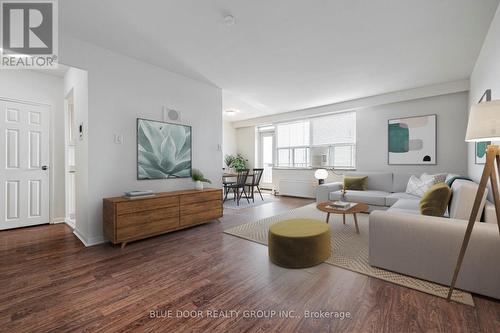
<box><xmin>344</xmin><ymin>176</ymin><xmax>368</xmax><ymax>191</ymax></box>
<box><xmin>419</xmin><ymin>183</ymin><xmax>452</xmax><ymax>217</ymax></box>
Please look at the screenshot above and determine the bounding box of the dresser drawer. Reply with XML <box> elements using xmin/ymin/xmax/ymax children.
<box><xmin>119</xmin><ymin>206</ymin><xmax>179</xmax><ymax>227</ymax></box>
<box><xmin>180</xmin><ymin>207</ymin><xmax>222</xmax><ymax>227</ymax></box>
<box><xmin>116</xmin><ymin>207</ymin><xmax>180</xmax><ymax>241</ymax></box>
<box><xmin>116</xmin><ymin>196</ymin><xmax>179</xmax><ymax>215</ymax></box>
<box><xmin>180</xmin><ymin>190</ymin><xmax>221</xmax><ymax>205</ymax></box>
<box><xmin>180</xmin><ymin>200</ymin><xmax>222</xmax><ymax>215</ymax></box>
<box><xmin>180</xmin><ymin>200</ymin><xmax>222</xmax><ymax>227</ymax></box>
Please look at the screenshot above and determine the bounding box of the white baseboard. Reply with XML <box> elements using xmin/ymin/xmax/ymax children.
<box><xmin>73</xmin><ymin>229</ymin><xmax>106</xmax><ymax>247</ymax></box>
<box><xmin>64</xmin><ymin>218</ymin><xmax>75</xmax><ymax>229</ymax></box>
<box><xmin>51</xmin><ymin>217</ymin><xmax>66</xmax><ymax>224</ymax></box>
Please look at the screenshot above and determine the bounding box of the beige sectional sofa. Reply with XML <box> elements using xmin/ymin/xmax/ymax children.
<box><xmin>316</xmin><ymin>172</ymin><xmax>420</xmax><ymax>211</ymax></box>
<box><xmin>316</xmin><ymin>171</ymin><xmax>500</xmax><ymax>299</ymax></box>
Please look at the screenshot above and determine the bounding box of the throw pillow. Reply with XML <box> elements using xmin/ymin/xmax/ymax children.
<box><xmin>344</xmin><ymin>176</ymin><xmax>368</xmax><ymax>191</ymax></box>
<box><xmin>406</xmin><ymin>175</ymin><xmax>435</xmax><ymax>197</ymax></box>
<box><xmin>421</xmin><ymin>173</ymin><xmax>447</xmax><ymax>184</ymax></box>
<box><xmin>419</xmin><ymin>183</ymin><xmax>452</xmax><ymax>217</ymax></box>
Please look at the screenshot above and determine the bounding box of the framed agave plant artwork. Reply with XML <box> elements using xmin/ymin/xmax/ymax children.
<box><xmin>137</xmin><ymin>118</ymin><xmax>192</xmax><ymax>180</ymax></box>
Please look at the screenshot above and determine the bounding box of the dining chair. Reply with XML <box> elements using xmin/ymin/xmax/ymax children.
<box><xmin>224</xmin><ymin>169</ymin><xmax>250</xmax><ymax>206</ymax></box>
<box><xmin>246</xmin><ymin>168</ymin><xmax>264</xmax><ymax>202</ymax></box>
<box><xmin>222</xmin><ymin>170</ymin><xmax>235</xmax><ymax>197</ymax></box>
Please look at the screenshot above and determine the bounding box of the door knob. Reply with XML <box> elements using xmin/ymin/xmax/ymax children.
<box><xmin>42</xmin><ymin>166</ymin><xmax>48</xmax><ymax>170</ymax></box>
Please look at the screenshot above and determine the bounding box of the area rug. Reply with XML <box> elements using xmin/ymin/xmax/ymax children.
<box><xmin>223</xmin><ymin>193</ymin><xmax>277</xmax><ymax>210</ymax></box>
<box><xmin>223</xmin><ymin>203</ymin><xmax>474</xmax><ymax>306</ymax></box>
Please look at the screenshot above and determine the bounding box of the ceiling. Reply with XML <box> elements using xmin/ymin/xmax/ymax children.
<box><xmin>60</xmin><ymin>0</ymin><xmax>500</xmax><ymax>121</ymax></box>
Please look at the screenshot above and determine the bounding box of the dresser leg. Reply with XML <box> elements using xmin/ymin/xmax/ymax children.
<box><xmin>121</xmin><ymin>242</ymin><xmax>127</xmax><ymax>249</ymax></box>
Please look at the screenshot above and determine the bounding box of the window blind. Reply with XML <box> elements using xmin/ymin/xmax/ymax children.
<box><xmin>311</xmin><ymin>112</ymin><xmax>356</xmax><ymax>146</ymax></box>
<box><xmin>276</xmin><ymin>121</ymin><xmax>310</xmax><ymax>148</ymax></box>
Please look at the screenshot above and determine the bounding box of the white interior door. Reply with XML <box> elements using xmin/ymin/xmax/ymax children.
<box><xmin>0</xmin><ymin>100</ymin><xmax>50</xmax><ymax>230</ymax></box>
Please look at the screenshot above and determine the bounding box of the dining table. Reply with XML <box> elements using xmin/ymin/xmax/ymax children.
<box><xmin>222</xmin><ymin>172</ymin><xmax>254</xmax><ymax>179</ymax></box>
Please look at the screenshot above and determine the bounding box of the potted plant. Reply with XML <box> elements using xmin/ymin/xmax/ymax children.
<box><xmin>192</xmin><ymin>169</ymin><xmax>211</xmax><ymax>190</ymax></box>
<box><xmin>224</xmin><ymin>154</ymin><xmax>235</xmax><ymax>172</ymax></box>
<box><xmin>230</xmin><ymin>154</ymin><xmax>248</xmax><ymax>171</ymax></box>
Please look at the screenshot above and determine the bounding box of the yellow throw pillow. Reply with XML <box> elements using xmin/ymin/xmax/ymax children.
<box><xmin>344</xmin><ymin>176</ymin><xmax>368</xmax><ymax>191</ymax></box>
<box><xmin>419</xmin><ymin>183</ymin><xmax>452</xmax><ymax>217</ymax></box>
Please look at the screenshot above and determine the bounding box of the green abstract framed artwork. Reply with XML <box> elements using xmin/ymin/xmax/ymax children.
<box><xmin>137</xmin><ymin>118</ymin><xmax>192</xmax><ymax>180</ymax></box>
<box><xmin>388</xmin><ymin>114</ymin><xmax>436</xmax><ymax>165</ymax></box>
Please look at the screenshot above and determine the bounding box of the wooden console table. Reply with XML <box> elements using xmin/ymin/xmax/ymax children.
<box><xmin>103</xmin><ymin>188</ymin><xmax>223</xmax><ymax>248</ymax></box>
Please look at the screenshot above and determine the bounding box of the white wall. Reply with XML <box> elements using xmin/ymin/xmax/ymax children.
<box><xmin>0</xmin><ymin>71</ymin><xmax>65</xmax><ymax>222</ymax></box>
<box><xmin>60</xmin><ymin>36</ymin><xmax>222</xmax><ymax>245</ymax></box>
<box><xmin>235</xmin><ymin>126</ymin><xmax>257</xmax><ymax>169</ymax></box>
<box><xmin>222</xmin><ymin>120</ymin><xmax>237</xmax><ymax>162</ymax></box>
<box><xmin>356</xmin><ymin>92</ymin><xmax>468</xmax><ymax>174</ymax></box>
<box><xmin>236</xmin><ymin>91</ymin><xmax>469</xmax><ymax>196</ymax></box>
<box><xmin>469</xmin><ymin>4</ymin><xmax>500</xmax><ymax>183</ymax></box>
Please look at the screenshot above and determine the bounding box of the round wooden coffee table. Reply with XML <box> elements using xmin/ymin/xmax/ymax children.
<box><xmin>316</xmin><ymin>201</ymin><xmax>369</xmax><ymax>234</ymax></box>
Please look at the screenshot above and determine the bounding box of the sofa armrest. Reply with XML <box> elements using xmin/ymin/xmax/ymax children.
<box><xmin>369</xmin><ymin>210</ymin><xmax>500</xmax><ymax>299</ymax></box>
<box><xmin>316</xmin><ymin>182</ymin><xmax>343</xmax><ymax>203</ymax></box>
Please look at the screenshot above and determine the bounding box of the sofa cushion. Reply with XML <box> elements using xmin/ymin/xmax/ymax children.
<box><xmin>386</xmin><ymin>192</ymin><xmax>420</xmax><ymax>206</ymax></box>
<box><xmin>393</xmin><ymin>173</ymin><xmax>413</xmax><ymax>193</ymax></box>
<box><xmin>419</xmin><ymin>183</ymin><xmax>452</xmax><ymax>217</ymax></box>
<box><xmin>387</xmin><ymin>199</ymin><xmax>421</xmax><ymax>214</ymax></box>
<box><xmin>329</xmin><ymin>190</ymin><xmax>389</xmax><ymax>206</ymax></box>
<box><xmin>406</xmin><ymin>175</ymin><xmax>435</xmax><ymax>197</ymax></box>
<box><xmin>449</xmin><ymin>180</ymin><xmax>488</xmax><ymax>221</ymax></box>
<box><xmin>344</xmin><ymin>172</ymin><xmax>393</xmax><ymax>192</ymax></box>
<box><xmin>421</xmin><ymin>173</ymin><xmax>447</xmax><ymax>184</ymax></box>
<box><xmin>344</xmin><ymin>176</ymin><xmax>368</xmax><ymax>190</ymax></box>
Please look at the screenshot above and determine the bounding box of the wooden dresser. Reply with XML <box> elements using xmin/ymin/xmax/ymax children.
<box><xmin>103</xmin><ymin>188</ymin><xmax>223</xmax><ymax>247</ymax></box>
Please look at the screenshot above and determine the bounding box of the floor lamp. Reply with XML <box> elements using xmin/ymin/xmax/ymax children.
<box><xmin>447</xmin><ymin>95</ymin><xmax>500</xmax><ymax>300</ymax></box>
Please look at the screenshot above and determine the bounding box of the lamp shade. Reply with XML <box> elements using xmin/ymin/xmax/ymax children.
<box><xmin>465</xmin><ymin>100</ymin><xmax>500</xmax><ymax>142</ymax></box>
<box><xmin>314</xmin><ymin>169</ymin><xmax>328</xmax><ymax>180</ymax></box>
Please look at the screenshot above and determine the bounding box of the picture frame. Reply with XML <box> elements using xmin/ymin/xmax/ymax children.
<box><xmin>475</xmin><ymin>140</ymin><xmax>500</xmax><ymax>164</ymax></box>
<box><xmin>137</xmin><ymin>118</ymin><xmax>192</xmax><ymax>180</ymax></box>
<box><xmin>388</xmin><ymin>114</ymin><xmax>437</xmax><ymax>165</ymax></box>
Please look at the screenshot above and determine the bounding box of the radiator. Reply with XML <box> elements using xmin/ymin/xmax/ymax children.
<box><xmin>278</xmin><ymin>179</ymin><xmax>316</xmax><ymax>198</ymax></box>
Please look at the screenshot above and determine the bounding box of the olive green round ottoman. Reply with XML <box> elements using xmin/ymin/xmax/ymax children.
<box><xmin>268</xmin><ymin>219</ymin><xmax>331</xmax><ymax>268</ymax></box>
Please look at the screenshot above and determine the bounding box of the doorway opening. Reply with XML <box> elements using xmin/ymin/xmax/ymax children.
<box><xmin>65</xmin><ymin>91</ymin><xmax>76</xmax><ymax>228</ymax></box>
<box><xmin>258</xmin><ymin>126</ymin><xmax>275</xmax><ymax>190</ymax></box>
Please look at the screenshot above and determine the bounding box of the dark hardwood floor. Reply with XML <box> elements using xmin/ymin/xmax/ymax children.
<box><xmin>1</xmin><ymin>196</ymin><xmax>499</xmax><ymax>332</ymax></box>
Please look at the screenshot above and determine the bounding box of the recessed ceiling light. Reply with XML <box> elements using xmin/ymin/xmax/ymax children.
<box><xmin>224</xmin><ymin>15</ymin><xmax>235</xmax><ymax>26</ymax></box>
<box><xmin>224</xmin><ymin>109</ymin><xmax>238</xmax><ymax>116</ymax></box>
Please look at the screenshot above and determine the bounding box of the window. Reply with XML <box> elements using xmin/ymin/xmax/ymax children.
<box><xmin>277</xmin><ymin>148</ymin><xmax>291</xmax><ymax>167</ymax></box>
<box><xmin>311</xmin><ymin>112</ymin><xmax>356</xmax><ymax>169</ymax></box>
<box><xmin>293</xmin><ymin>147</ymin><xmax>309</xmax><ymax>167</ymax></box>
<box><xmin>274</xmin><ymin>112</ymin><xmax>356</xmax><ymax>169</ymax></box>
<box><xmin>276</xmin><ymin>121</ymin><xmax>310</xmax><ymax>167</ymax></box>
<box><xmin>330</xmin><ymin>145</ymin><xmax>356</xmax><ymax>168</ymax></box>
